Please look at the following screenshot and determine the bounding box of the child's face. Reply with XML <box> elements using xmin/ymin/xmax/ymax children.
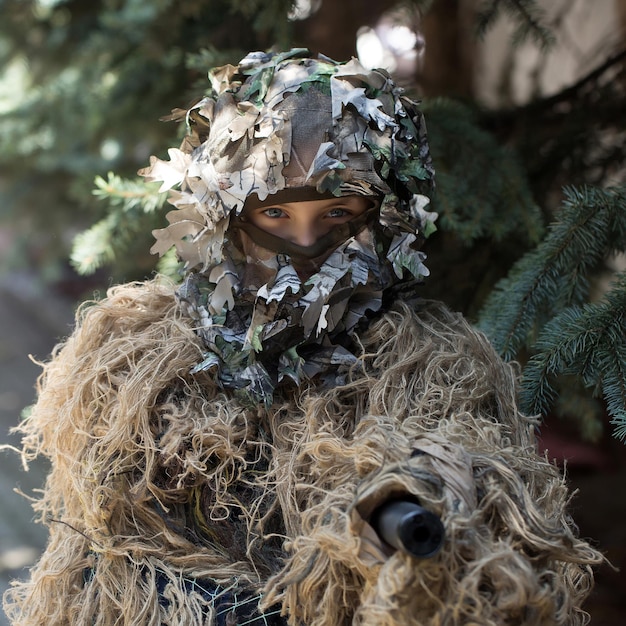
<box><xmin>244</xmin><ymin>195</ymin><xmax>372</xmax><ymax>248</ymax></box>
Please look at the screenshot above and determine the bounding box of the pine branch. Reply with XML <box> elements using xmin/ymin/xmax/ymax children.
<box><xmin>482</xmin><ymin>49</ymin><xmax>626</xmax><ymax>204</ymax></box>
<box><xmin>519</xmin><ymin>274</ymin><xmax>626</xmax><ymax>436</ymax></box>
<box><xmin>499</xmin><ymin>48</ymin><xmax>626</xmax><ymax>120</ymax></box>
<box><xmin>478</xmin><ymin>185</ymin><xmax>626</xmax><ymax>359</ymax></box>
<box><xmin>70</xmin><ymin>174</ymin><xmax>166</xmax><ymax>275</ymax></box>
<box><xmin>474</xmin><ymin>0</ymin><xmax>555</xmax><ymax>48</ymax></box>
<box><xmin>92</xmin><ymin>172</ymin><xmax>165</xmax><ymax>214</ymax></box>
<box><xmin>484</xmin><ymin>47</ymin><xmax>626</xmax><ymax>149</ymax></box>
<box><xmin>603</xmin><ymin>340</ymin><xmax>626</xmax><ymax>441</ymax></box>
<box><xmin>423</xmin><ymin>97</ymin><xmax>542</xmax><ymax>244</ymax></box>
<box><xmin>70</xmin><ymin>216</ymin><xmax>118</xmax><ymax>276</ymax></box>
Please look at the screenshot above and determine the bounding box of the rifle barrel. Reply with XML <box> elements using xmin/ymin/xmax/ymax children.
<box><xmin>371</xmin><ymin>500</ymin><xmax>444</xmax><ymax>558</ymax></box>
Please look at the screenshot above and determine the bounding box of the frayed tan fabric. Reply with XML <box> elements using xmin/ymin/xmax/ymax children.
<box><xmin>4</xmin><ymin>279</ymin><xmax>603</xmax><ymax>625</ymax></box>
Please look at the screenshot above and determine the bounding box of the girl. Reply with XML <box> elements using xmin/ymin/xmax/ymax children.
<box><xmin>4</xmin><ymin>50</ymin><xmax>602</xmax><ymax>626</ymax></box>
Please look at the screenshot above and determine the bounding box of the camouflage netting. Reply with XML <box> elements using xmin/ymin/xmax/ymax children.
<box><xmin>3</xmin><ymin>279</ymin><xmax>603</xmax><ymax>625</ymax></box>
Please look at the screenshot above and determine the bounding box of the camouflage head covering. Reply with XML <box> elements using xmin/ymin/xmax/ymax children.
<box><xmin>140</xmin><ymin>48</ymin><xmax>437</xmax><ymax>405</ymax></box>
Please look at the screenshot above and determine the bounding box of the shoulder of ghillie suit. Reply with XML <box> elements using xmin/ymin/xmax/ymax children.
<box><xmin>139</xmin><ymin>48</ymin><xmax>438</xmax><ymax>408</ymax></box>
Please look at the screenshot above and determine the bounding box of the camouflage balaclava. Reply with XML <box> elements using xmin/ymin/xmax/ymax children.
<box><xmin>141</xmin><ymin>48</ymin><xmax>436</xmax><ymax>406</ymax></box>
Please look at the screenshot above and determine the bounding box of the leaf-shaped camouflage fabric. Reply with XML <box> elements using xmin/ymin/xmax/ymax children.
<box><xmin>140</xmin><ymin>49</ymin><xmax>437</xmax><ymax>404</ymax></box>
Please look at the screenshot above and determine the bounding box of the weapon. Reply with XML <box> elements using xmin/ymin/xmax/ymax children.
<box><xmin>370</xmin><ymin>499</ymin><xmax>445</xmax><ymax>558</ymax></box>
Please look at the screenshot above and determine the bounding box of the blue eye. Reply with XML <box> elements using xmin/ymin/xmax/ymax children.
<box><xmin>327</xmin><ymin>208</ymin><xmax>349</xmax><ymax>218</ymax></box>
<box><xmin>263</xmin><ymin>207</ymin><xmax>285</xmax><ymax>218</ymax></box>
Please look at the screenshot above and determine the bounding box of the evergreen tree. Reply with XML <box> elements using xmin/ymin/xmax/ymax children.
<box><xmin>1</xmin><ymin>0</ymin><xmax>624</xmax><ymax>439</ymax></box>
<box><xmin>0</xmin><ymin>0</ymin><xmax>295</xmax><ymax>279</ymax></box>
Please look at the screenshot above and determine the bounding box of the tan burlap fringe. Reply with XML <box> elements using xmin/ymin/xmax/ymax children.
<box><xmin>3</xmin><ymin>279</ymin><xmax>604</xmax><ymax>625</ymax></box>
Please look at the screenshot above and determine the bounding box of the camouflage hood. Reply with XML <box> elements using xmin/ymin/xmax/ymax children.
<box><xmin>140</xmin><ymin>49</ymin><xmax>436</xmax><ymax>405</ymax></box>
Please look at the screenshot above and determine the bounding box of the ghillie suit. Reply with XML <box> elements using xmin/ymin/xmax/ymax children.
<box><xmin>140</xmin><ymin>49</ymin><xmax>436</xmax><ymax>407</ymax></box>
<box><xmin>4</xmin><ymin>50</ymin><xmax>603</xmax><ymax>625</ymax></box>
<box><xmin>3</xmin><ymin>281</ymin><xmax>603</xmax><ymax>625</ymax></box>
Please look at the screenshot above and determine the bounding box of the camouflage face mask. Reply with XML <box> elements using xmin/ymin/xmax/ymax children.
<box><xmin>140</xmin><ymin>48</ymin><xmax>437</xmax><ymax>406</ymax></box>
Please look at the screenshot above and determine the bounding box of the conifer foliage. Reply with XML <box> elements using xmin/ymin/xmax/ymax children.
<box><xmin>1</xmin><ymin>0</ymin><xmax>624</xmax><ymax>439</ymax></box>
<box><xmin>478</xmin><ymin>186</ymin><xmax>626</xmax><ymax>439</ymax></box>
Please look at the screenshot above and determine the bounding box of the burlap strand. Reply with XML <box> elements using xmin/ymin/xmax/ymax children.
<box><xmin>3</xmin><ymin>280</ymin><xmax>603</xmax><ymax>625</ymax></box>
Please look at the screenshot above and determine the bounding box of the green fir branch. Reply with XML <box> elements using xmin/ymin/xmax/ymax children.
<box><xmin>475</xmin><ymin>0</ymin><xmax>555</xmax><ymax>49</ymax></box>
<box><xmin>70</xmin><ymin>174</ymin><xmax>166</xmax><ymax>275</ymax></box>
<box><xmin>70</xmin><ymin>215</ymin><xmax>118</xmax><ymax>276</ymax></box>
<box><xmin>423</xmin><ymin>97</ymin><xmax>542</xmax><ymax>245</ymax></box>
<box><xmin>519</xmin><ymin>274</ymin><xmax>626</xmax><ymax>436</ymax></box>
<box><xmin>478</xmin><ymin>185</ymin><xmax>626</xmax><ymax>360</ymax></box>
<box><xmin>92</xmin><ymin>172</ymin><xmax>165</xmax><ymax>214</ymax></box>
<box><xmin>602</xmin><ymin>342</ymin><xmax>626</xmax><ymax>440</ymax></box>
<box><xmin>596</xmin><ymin>275</ymin><xmax>626</xmax><ymax>439</ymax></box>
<box><xmin>603</xmin><ymin>349</ymin><xmax>626</xmax><ymax>441</ymax></box>
<box><xmin>227</xmin><ymin>0</ymin><xmax>294</xmax><ymax>45</ymax></box>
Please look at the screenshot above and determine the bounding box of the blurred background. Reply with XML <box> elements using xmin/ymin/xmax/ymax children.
<box><xmin>1</xmin><ymin>0</ymin><xmax>625</xmax><ymax>623</ymax></box>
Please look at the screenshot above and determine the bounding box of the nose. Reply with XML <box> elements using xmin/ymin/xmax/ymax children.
<box><xmin>289</xmin><ymin>220</ymin><xmax>322</xmax><ymax>247</ymax></box>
